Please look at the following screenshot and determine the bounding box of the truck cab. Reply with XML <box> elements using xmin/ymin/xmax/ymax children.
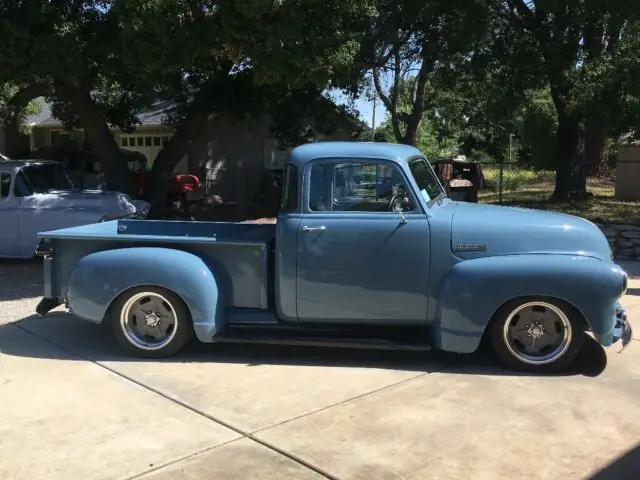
<box><xmin>35</xmin><ymin>142</ymin><xmax>632</xmax><ymax>373</ymax></box>
<box><xmin>274</xmin><ymin>143</ymin><xmax>444</xmax><ymax>327</ymax></box>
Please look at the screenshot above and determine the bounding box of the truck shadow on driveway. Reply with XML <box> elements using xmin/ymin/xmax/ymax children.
<box><xmin>3</xmin><ymin>312</ymin><xmax>609</xmax><ymax>378</ymax></box>
<box><xmin>586</xmin><ymin>442</ymin><xmax>640</xmax><ymax>480</ymax></box>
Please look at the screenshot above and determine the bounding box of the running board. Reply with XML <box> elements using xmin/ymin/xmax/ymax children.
<box><xmin>217</xmin><ymin>325</ymin><xmax>431</xmax><ymax>351</ymax></box>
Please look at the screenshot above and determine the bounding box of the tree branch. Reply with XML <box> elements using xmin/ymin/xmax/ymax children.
<box><xmin>410</xmin><ymin>60</ymin><xmax>430</xmax><ymax>122</ymax></box>
<box><xmin>372</xmin><ymin>63</ymin><xmax>402</xmax><ymax>142</ymax></box>
<box><xmin>2</xmin><ymin>82</ymin><xmax>53</xmax><ymax>121</ymax></box>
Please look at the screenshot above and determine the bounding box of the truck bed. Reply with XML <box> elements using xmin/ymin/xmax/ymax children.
<box><xmin>39</xmin><ymin>219</ymin><xmax>276</xmax><ymax>309</ymax></box>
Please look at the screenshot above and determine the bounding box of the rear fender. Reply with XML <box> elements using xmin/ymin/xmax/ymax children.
<box><xmin>67</xmin><ymin>247</ymin><xmax>222</xmax><ymax>342</ymax></box>
<box><xmin>434</xmin><ymin>255</ymin><xmax>626</xmax><ymax>353</ymax></box>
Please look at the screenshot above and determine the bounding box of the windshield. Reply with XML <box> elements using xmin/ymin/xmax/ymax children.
<box><xmin>20</xmin><ymin>163</ymin><xmax>74</xmax><ymax>194</ymax></box>
<box><xmin>408</xmin><ymin>156</ymin><xmax>445</xmax><ymax>203</ymax></box>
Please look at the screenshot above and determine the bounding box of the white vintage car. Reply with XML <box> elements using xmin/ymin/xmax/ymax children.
<box><xmin>0</xmin><ymin>158</ymin><xmax>149</xmax><ymax>259</ymax></box>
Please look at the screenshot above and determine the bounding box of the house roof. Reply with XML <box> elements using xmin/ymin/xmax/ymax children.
<box><xmin>26</xmin><ymin>96</ymin><xmax>364</xmax><ymax>130</ymax></box>
<box><xmin>27</xmin><ymin>98</ymin><xmax>176</xmax><ymax>128</ymax></box>
<box><xmin>27</xmin><ymin>99</ymin><xmax>57</xmax><ymax>126</ymax></box>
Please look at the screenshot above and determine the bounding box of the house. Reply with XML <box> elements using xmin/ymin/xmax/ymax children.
<box><xmin>27</xmin><ymin>99</ymin><xmax>184</xmax><ymax>170</ymax></box>
<box><xmin>25</xmin><ymin>96</ymin><xmax>364</xmax><ymax>202</ymax></box>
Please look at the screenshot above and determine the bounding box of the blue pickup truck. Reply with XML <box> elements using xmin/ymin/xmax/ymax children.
<box><xmin>35</xmin><ymin>142</ymin><xmax>632</xmax><ymax>372</ymax></box>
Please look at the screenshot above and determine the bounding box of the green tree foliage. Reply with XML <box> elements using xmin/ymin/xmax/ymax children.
<box><xmin>0</xmin><ymin>84</ymin><xmax>42</xmax><ymax>135</ymax></box>
<box><xmin>518</xmin><ymin>88</ymin><xmax>557</xmax><ymax>170</ymax></box>
<box><xmin>481</xmin><ymin>0</ymin><xmax>640</xmax><ymax>198</ymax></box>
<box><xmin>373</xmin><ymin>77</ymin><xmax>459</xmax><ymax>157</ymax></box>
<box><xmin>345</xmin><ymin>0</ymin><xmax>489</xmax><ymax>147</ymax></box>
<box><xmin>0</xmin><ymin>0</ymin><xmax>375</xmax><ymax>213</ymax></box>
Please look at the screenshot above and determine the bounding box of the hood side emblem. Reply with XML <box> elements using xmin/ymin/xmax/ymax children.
<box><xmin>455</xmin><ymin>243</ymin><xmax>487</xmax><ymax>252</ymax></box>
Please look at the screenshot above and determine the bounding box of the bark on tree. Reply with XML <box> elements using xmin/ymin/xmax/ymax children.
<box><xmin>372</xmin><ymin>53</ymin><xmax>429</xmax><ymax>147</ymax></box>
<box><xmin>146</xmin><ymin>76</ymin><xmax>221</xmax><ymax>218</ymax></box>
<box><xmin>549</xmin><ymin>82</ymin><xmax>587</xmax><ymax>199</ymax></box>
<box><xmin>54</xmin><ymin>81</ymin><xmax>135</xmax><ymax>195</ymax></box>
<box><xmin>551</xmin><ymin>111</ymin><xmax>586</xmax><ymax>199</ymax></box>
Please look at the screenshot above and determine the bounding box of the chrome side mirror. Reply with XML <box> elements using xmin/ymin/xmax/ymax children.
<box><xmin>393</xmin><ymin>203</ymin><xmax>407</xmax><ymax>224</ymax></box>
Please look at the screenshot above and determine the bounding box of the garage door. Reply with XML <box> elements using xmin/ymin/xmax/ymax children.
<box><xmin>120</xmin><ymin>134</ymin><xmax>172</xmax><ymax>168</ymax></box>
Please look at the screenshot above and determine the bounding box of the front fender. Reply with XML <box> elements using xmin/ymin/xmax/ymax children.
<box><xmin>434</xmin><ymin>255</ymin><xmax>626</xmax><ymax>353</ymax></box>
<box><xmin>67</xmin><ymin>247</ymin><xmax>222</xmax><ymax>342</ymax></box>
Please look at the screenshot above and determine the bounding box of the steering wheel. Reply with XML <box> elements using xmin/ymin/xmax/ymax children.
<box><xmin>388</xmin><ymin>193</ymin><xmax>404</xmax><ymax>212</ymax></box>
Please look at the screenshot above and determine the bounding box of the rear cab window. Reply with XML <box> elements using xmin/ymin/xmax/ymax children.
<box><xmin>280</xmin><ymin>163</ymin><xmax>299</xmax><ymax>213</ymax></box>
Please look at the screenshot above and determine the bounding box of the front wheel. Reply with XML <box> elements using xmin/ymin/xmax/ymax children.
<box><xmin>110</xmin><ymin>286</ymin><xmax>193</xmax><ymax>358</ymax></box>
<box><xmin>489</xmin><ymin>298</ymin><xmax>584</xmax><ymax>373</ymax></box>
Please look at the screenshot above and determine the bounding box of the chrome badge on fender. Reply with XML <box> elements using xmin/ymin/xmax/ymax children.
<box><xmin>455</xmin><ymin>243</ymin><xmax>488</xmax><ymax>252</ymax></box>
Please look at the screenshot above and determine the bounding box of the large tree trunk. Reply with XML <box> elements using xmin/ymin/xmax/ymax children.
<box><xmin>145</xmin><ymin>113</ymin><xmax>209</xmax><ymax>218</ymax></box>
<box><xmin>146</xmin><ymin>76</ymin><xmax>221</xmax><ymax>218</ymax></box>
<box><xmin>402</xmin><ymin>118</ymin><xmax>420</xmax><ymax>146</ymax></box>
<box><xmin>54</xmin><ymin>81</ymin><xmax>134</xmax><ymax>195</ymax></box>
<box><xmin>549</xmin><ymin>80</ymin><xmax>587</xmax><ymax>199</ymax></box>
<box><xmin>552</xmin><ymin>112</ymin><xmax>586</xmax><ymax>199</ymax></box>
<box><xmin>3</xmin><ymin>121</ymin><xmax>30</xmax><ymax>158</ymax></box>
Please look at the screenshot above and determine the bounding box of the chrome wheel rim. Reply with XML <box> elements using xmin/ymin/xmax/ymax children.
<box><xmin>502</xmin><ymin>301</ymin><xmax>572</xmax><ymax>365</ymax></box>
<box><xmin>120</xmin><ymin>292</ymin><xmax>178</xmax><ymax>351</ymax></box>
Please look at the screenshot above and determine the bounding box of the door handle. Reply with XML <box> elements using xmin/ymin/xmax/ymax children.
<box><xmin>302</xmin><ymin>225</ymin><xmax>326</xmax><ymax>232</ymax></box>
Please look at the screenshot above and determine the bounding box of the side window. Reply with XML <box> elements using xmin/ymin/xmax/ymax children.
<box><xmin>309</xmin><ymin>160</ymin><xmax>413</xmax><ymax>212</ymax></box>
<box><xmin>0</xmin><ymin>173</ymin><xmax>11</xmax><ymax>198</ymax></box>
<box><xmin>280</xmin><ymin>163</ymin><xmax>298</xmax><ymax>213</ymax></box>
<box><xmin>13</xmin><ymin>171</ymin><xmax>31</xmax><ymax>197</ymax></box>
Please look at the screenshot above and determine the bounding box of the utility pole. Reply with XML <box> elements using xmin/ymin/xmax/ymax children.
<box><xmin>499</xmin><ymin>134</ymin><xmax>514</xmax><ymax>204</ymax></box>
<box><xmin>371</xmin><ymin>97</ymin><xmax>376</xmax><ymax>141</ymax></box>
<box><xmin>499</xmin><ymin>154</ymin><xmax>504</xmax><ymax>205</ymax></box>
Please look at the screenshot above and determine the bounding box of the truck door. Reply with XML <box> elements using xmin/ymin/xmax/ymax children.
<box><xmin>0</xmin><ymin>172</ymin><xmax>19</xmax><ymax>257</ymax></box>
<box><xmin>295</xmin><ymin>159</ymin><xmax>430</xmax><ymax>325</ymax></box>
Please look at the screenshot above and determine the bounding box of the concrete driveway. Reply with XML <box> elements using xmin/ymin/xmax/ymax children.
<box><xmin>1</xmin><ymin>260</ymin><xmax>638</xmax><ymax>480</ymax></box>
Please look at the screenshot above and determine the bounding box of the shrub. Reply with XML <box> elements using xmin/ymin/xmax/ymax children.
<box><xmin>482</xmin><ymin>167</ymin><xmax>555</xmax><ymax>192</ymax></box>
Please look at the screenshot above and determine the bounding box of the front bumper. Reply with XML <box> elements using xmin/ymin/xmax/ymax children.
<box><xmin>613</xmin><ymin>304</ymin><xmax>633</xmax><ymax>352</ymax></box>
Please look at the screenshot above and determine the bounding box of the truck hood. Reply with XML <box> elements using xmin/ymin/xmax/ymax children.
<box><xmin>449</xmin><ymin>202</ymin><xmax>612</xmax><ymax>261</ymax></box>
<box><xmin>35</xmin><ymin>189</ymin><xmax>142</xmax><ymax>214</ymax></box>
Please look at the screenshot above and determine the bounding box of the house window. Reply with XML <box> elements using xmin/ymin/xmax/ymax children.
<box><xmin>0</xmin><ymin>173</ymin><xmax>10</xmax><ymax>198</ymax></box>
<box><xmin>280</xmin><ymin>163</ymin><xmax>298</xmax><ymax>213</ymax></box>
<box><xmin>120</xmin><ymin>134</ymin><xmax>172</xmax><ymax>150</ymax></box>
<box><xmin>308</xmin><ymin>160</ymin><xmax>414</xmax><ymax>213</ymax></box>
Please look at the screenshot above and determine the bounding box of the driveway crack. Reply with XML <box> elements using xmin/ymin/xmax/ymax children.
<box><xmin>11</xmin><ymin>323</ymin><xmax>345</xmax><ymax>480</ymax></box>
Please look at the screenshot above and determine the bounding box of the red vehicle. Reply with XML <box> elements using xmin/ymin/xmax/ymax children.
<box><xmin>128</xmin><ymin>154</ymin><xmax>204</xmax><ymax>215</ymax></box>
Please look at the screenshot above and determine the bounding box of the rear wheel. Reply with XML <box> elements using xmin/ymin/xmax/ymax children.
<box><xmin>111</xmin><ymin>286</ymin><xmax>193</xmax><ymax>358</ymax></box>
<box><xmin>489</xmin><ymin>298</ymin><xmax>584</xmax><ymax>373</ymax></box>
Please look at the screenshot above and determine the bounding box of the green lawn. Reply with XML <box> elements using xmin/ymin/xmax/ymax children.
<box><xmin>478</xmin><ymin>168</ymin><xmax>640</xmax><ymax>225</ymax></box>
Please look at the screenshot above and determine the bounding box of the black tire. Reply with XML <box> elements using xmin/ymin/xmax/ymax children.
<box><xmin>489</xmin><ymin>297</ymin><xmax>585</xmax><ymax>373</ymax></box>
<box><xmin>110</xmin><ymin>286</ymin><xmax>193</xmax><ymax>358</ymax></box>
